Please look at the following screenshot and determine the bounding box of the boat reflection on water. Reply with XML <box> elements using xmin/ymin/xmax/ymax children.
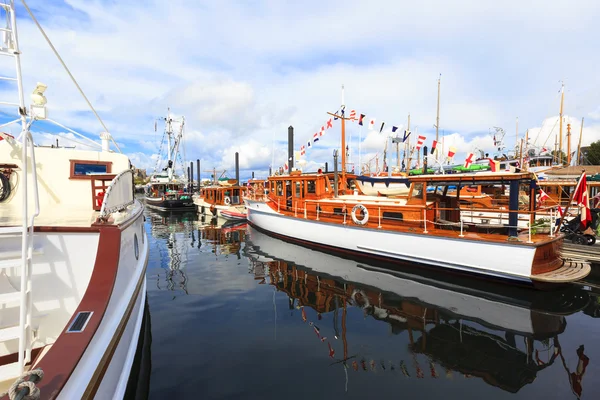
<box><xmin>148</xmin><ymin>212</ymin><xmax>197</xmax><ymax>295</ymax></box>
<box><xmin>244</xmin><ymin>226</ymin><xmax>592</xmax><ymax>395</ymax></box>
<box><xmin>199</xmin><ymin>216</ymin><xmax>247</xmax><ymax>258</ymax></box>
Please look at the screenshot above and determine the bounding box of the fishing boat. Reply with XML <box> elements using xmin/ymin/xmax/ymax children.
<box><xmin>245</xmin><ymin>108</ymin><xmax>590</xmax><ymax>288</ymax></box>
<box><xmin>144</xmin><ymin>110</ymin><xmax>194</xmax><ymax>212</ymax></box>
<box><xmin>0</xmin><ymin>1</ymin><xmax>148</xmax><ymax>397</ymax></box>
<box><xmin>244</xmin><ymin>226</ymin><xmax>589</xmax><ymax>393</ymax></box>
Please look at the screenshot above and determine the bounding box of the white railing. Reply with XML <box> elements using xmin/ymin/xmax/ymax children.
<box><xmin>18</xmin><ymin>129</ymin><xmax>40</xmax><ymax>373</ymax></box>
<box><xmin>99</xmin><ymin>169</ymin><xmax>135</xmax><ymax>218</ymax></box>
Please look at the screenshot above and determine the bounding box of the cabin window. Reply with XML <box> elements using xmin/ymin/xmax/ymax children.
<box><xmin>295</xmin><ymin>181</ymin><xmax>303</xmax><ymax>198</ymax></box>
<box><xmin>69</xmin><ymin>160</ymin><xmax>112</xmax><ymax>179</ymax></box>
<box><xmin>383</xmin><ymin>211</ymin><xmax>403</xmax><ymax>221</ymax></box>
<box><xmin>306</xmin><ymin>180</ymin><xmax>316</xmax><ymax>194</ymax></box>
<box><xmin>333</xmin><ymin>207</ymin><xmax>345</xmax><ymax>216</ymax></box>
<box><xmin>412</xmin><ymin>183</ymin><xmax>424</xmax><ymax>200</ymax></box>
<box><xmin>276</xmin><ymin>181</ymin><xmax>283</xmax><ymax>196</ymax></box>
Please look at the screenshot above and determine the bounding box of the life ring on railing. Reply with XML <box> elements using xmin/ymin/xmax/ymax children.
<box><xmin>224</xmin><ymin>196</ymin><xmax>231</xmax><ymax>205</ymax></box>
<box><xmin>351</xmin><ymin>204</ymin><xmax>369</xmax><ymax>225</ymax></box>
<box><xmin>210</xmin><ymin>204</ymin><xmax>217</xmax><ymax>215</ymax></box>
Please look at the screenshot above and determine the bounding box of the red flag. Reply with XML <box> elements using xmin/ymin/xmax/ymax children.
<box><xmin>328</xmin><ymin>342</ymin><xmax>335</xmax><ymax>358</ymax></box>
<box><xmin>326</xmin><ymin>118</ymin><xmax>333</xmax><ymax>129</ymax></box>
<box><xmin>539</xmin><ymin>189</ymin><xmax>550</xmax><ymax>203</ymax></box>
<box><xmin>572</xmin><ymin>171</ymin><xmax>591</xmax><ymax>227</ymax></box>
<box><xmin>447</xmin><ymin>146</ymin><xmax>456</xmax><ymax>159</ymax></box>
<box><xmin>415</xmin><ymin>135</ymin><xmax>426</xmax><ymax>150</ymax></box>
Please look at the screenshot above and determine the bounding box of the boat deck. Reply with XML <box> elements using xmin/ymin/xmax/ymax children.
<box><xmin>530</xmin><ymin>259</ymin><xmax>591</xmax><ymax>283</ymax></box>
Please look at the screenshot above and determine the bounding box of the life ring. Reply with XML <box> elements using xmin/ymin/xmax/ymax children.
<box><xmin>224</xmin><ymin>196</ymin><xmax>231</xmax><ymax>205</ymax></box>
<box><xmin>351</xmin><ymin>204</ymin><xmax>369</xmax><ymax>225</ymax></box>
<box><xmin>210</xmin><ymin>204</ymin><xmax>217</xmax><ymax>215</ymax></box>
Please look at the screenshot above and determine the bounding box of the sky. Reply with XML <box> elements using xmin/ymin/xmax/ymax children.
<box><xmin>1</xmin><ymin>0</ymin><xmax>599</xmax><ymax>181</ymax></box>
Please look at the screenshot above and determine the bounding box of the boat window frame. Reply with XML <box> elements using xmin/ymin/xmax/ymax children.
<box><xmin>69</xmin><ymin>159</ymin><xmax>112</xmax><ymax>179</ymax></box>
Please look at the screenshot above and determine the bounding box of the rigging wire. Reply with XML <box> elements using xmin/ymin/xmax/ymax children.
<box><xmin>20</xmin><ymin>0</ymin><xmax>121</xmax><ymax>153</ymax></box>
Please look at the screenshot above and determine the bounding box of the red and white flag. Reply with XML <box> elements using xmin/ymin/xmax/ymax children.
<box><xmin>447</xmin><ymin>146</ymin><xmax>457</xmax><ymax>160</ymax></box>
<box><xmin>326</xmin><ymin>118</ymin><xmax>333</xmax><ymax>129</ymax></box>
<box><xmin>368</xmin><ymin>118</ymin><xmax>376</xmax><ymax>130</ymax></box>
<box><xmin>349</xmin><ymin>109</ymin><xmax>356</xmax><ymax>121</ymax></box>
<box><xmin>431</xmin><ymin>140</ymin><xmax>438</xmax><ymax>154</ymax></box>
<box><xmin>538</xmin><ymin>189</ymin><xmax>550</xmax><ymax>203</ymax></box>
<box><xmin>415</xmin><ymin>135</ymin><xmax>426</xmax><ymax>150</ymax></box>
<box><xmin>300</xmin><ymin>145</ymin><xmax>306</xmax><ymax>155</ymax></box>
<box><xmin>464</xmin><ymin>152</ymin><xmax>474</xmax><ymax>168</ymax></box>
<box><xmin>573</xmin><ymin>171</ymin><xmax>591</xmax><ymax>227</ymax></box>
<box><xmin>284</xmin><ymin>162</ymin><xmax>289</xmax><ymax>171</ymax></box>
<box><xmin>488</xmin><ymin>158</ymin><xmax>500</xmax><ymax>172</ymax></box>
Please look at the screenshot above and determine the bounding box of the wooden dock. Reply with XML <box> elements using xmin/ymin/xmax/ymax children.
<box><xmin>561</xmin><ymin>243</ymin><xmax>600</xmax><ymax>264</ymax></box>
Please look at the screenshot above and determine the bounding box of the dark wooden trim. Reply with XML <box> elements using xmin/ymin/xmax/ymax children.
<box><xmin>83</xmin><ymin>245</ymin><xmax>148</xmax><ymax>398</ymax></box>
<box><xmin>0</xmin><ymin>163</ymin><xmax>19</xmax><ymax>169</ymax></box>
<box><xmin>34</xmin><ymin>226</ymin><xmax>101</xmax><ymax>233</ymax></box>
<box><xmin>34</xmin><ymin>227</ymin><xmax>121</xmax><ymax>399</ymax></box>
<box><xmin>69</xmin><ymin>159</ymin><xmax>112</xmax><ymax>180</ymax></box>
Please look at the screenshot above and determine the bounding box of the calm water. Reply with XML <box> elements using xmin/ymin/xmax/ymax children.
<box><xmin>143</xmin><ymin>208</ymin><xmax>600</xmax><ymax>400</ymax></box>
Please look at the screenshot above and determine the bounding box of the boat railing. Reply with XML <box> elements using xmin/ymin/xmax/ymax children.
<box><xmin>269</xmin><ymin>196</ymin><xmax>563</xmax><ymax>242</ymax></box>
<box><xmin>17</xmin><ymin>129</ymin><xmax>41</xmax><ymax>374</ymax></box>
<box><xmin>99</xmin><ymin>169</ymin><xmax>135</xmax><ymax>219</ymax></box>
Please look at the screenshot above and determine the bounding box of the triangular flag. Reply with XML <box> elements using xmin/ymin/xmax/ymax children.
<box><xmin>392</xmin><ymin>126</ymin><xmax>398</xmax><ymax>133</ymax></box>
<box><xmin>358</xmin><ymin>114</ymin><xmax>366</xmax><ymax>126</ymax></box>
<box><xmin>379</xmin><ymin>122</ymin><xmax>385</xmax><ymax>133</ymax></box>
<box><xmin>403</xmin><ymin>130</ymin><xmax>411</xmax><ymax>142</ymax></box>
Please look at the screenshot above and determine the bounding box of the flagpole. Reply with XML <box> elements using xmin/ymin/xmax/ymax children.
<box><xmin>554</xmin><ymin>170</ymin><xmax>584</xmax><ymax>235</ymax></box>
<box><xmin>359</xmin><ymin>125</ymin><xmax>362</xmax><ymax>174</ymax></box>
<box><xmin>435</xmin><ymin>75</ymin><xmax>440</xmax><ymax>143</ymax></box>
<box><xmin>341</xmin><ymin>84</ymin><xmax>346</xmax><ymax>183</ymax></box>
<box><xmin>559</xmin><ymin>82</ymin><xmax>565</xmax><ymax>165</ymax></box>
<box><xmin>577</xmin><ymin>117</ymin><xmax>584</xmax><ymax>166</ymax></box>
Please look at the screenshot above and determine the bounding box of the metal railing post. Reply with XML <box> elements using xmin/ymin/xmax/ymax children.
<box><xmin>423</xmin><ymin>209</ymin><xmax>428</xmax><ymax>233</ymax></box>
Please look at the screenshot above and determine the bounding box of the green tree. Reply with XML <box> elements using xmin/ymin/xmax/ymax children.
<box><xmin>585</xmin><ymin>140</ymin><xmax>600</xmax><ymax>165</ymax></box>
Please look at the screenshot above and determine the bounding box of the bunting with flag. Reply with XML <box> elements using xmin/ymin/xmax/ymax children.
<box><xmin>368</xmin><ymin>118</ymin><xmax>376</xmax><ymax>130</ymax></box>
<box><xmin>488</xmin><ymin>158</ymin><xmax>500</xmax><ymax>172</ymax></box>
<box><xmin>358</xmin><ymin>114</ymin><xmax>365</xmax><ymax>126</ymax></box>
<box><xmin>447</xmin><ymin>146</ymin><xmax>457</xmax><ymax>160</ymax></box>
<box><xmin>431</xmin><ymin>140</ymin><xmax>438</xmax><ymax>155</ymax></box>
<box><xmin>464</xmin><ymin>152</ymin><xmax>474</xmax><ymax>168</ymax></box>
<box><xmin>403</xmin><ymin>130</ymin><xmax>411</xmax><ymax>142</ymax></box>
<box><xmin>416</xmin><ymin>135</ymin><xmax>426</xmax><ymax>150</ymax></box>
<box><xmin>538</xmin><ymin>189</ymin><xmax>550</xmax><ymax>203</ymax></box>
<box><xmin>572</xmin><ymin>171</ymin><xmax>591</xmax><ymax>228</ymax></box>
<box><xmin>349</xmin><ymin>109</ymin><xmax>356</xmax><ymax>121</ymax></box>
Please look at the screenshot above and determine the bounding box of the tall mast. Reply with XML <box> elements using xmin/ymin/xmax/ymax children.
<box><xmin>577</xmin><ymin>117</ymin><xmax>584</xmax><ymax>166</ymax></box>
<box><xmin>166</xmin><ymin>108</ymin><xmax>174</xmax><ymax>180</ymax></box>
<box><xmin>435</xmin><ymin>76</ymin><xmax>441</xmax><ymax>143</ymax></box>
<box><xmin>515</xmin><ymin>117</ymin><xmax>519</xmax><ymax>153</ymax></box>
<box><xmin>341</xmin><ymin>84</ymin><xmax>346</xmax><ymax>183</ymax></box>
<box><xmin>559</xmin><ymin>82</ymin><xmax>565</xmax><ymax>165</ymax></box>
<box><xmin>567</xmin><ymin>123</ymin><xmax>572</xmax><ymax>165</ymax></box>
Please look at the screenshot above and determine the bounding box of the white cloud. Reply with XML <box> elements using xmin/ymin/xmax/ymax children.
<box><xmin>1</xmin><ymin>0</ymin><xmax>598</xmax><ymax>180</ymax></box>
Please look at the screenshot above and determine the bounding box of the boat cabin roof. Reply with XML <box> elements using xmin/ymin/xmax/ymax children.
<box><xmin>408</xmin><ymin>172</ymin><xmax>534</xmax><ymax>185</ymax></box>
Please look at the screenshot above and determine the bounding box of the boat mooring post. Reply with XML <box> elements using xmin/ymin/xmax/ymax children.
<box><xmin>189</xmin><ymin>161</ymin><xmax>194</xmax><ymax>192</ymax></box>
<box><xmin>333</xmin><ymin>149</ymin><xmax>339</xmax><ymax>198</ymax></box>
<box><xmin>196</xmin><ymin>159</ymin><xmax>200</xmax><ymax>191</ymax></box>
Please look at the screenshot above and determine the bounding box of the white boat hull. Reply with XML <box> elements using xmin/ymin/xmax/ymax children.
<box><xmin>245</xmin><ymin>199</ymin><xmax>537</xmax><ymax>283</ymax></box>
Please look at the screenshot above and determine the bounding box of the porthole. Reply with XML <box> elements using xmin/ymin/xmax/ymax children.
<box><xmin>134</xmin><ymin>233</ymin><xmax>139</xmax><ymax>260</ymax></box>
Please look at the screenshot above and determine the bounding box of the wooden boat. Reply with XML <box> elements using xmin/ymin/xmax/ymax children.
<box><xmin>144</xmin><ymin>110</ymin><xmax>195</xmax><ymax>212</ymax></box>
<box><xmin>245</xmin><ymin>110</ymin><xmax>590</xmax><ymax>288</ymax></box>
<box><xmin>194</xmin><ymin>182</ymin><xmax>247</xmax><ymax>218</ymax></box>
<box><xmin>0</xmin><ymin>2</ymin><xmax>147</xmax><ymax>396</ymax></box>
<box><xmin>244</xmin><ymin>226</ymin><xmax>589</xmax><ymax>392</ymax></box>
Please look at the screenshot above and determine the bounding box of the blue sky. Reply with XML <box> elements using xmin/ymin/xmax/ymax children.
<box><xmin>1</xmin><ymin>0</ymin><xmax>599</xmax><ymax>180</ymax></box>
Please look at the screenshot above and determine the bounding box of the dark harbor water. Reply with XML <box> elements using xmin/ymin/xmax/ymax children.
<box><xmin>143</xmin><ymin>208</ymin><xmax>600</xmax><ymax>400</ymax></box>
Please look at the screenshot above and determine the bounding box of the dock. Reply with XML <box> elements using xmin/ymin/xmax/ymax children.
<box><xmin>561</xmin><ymin>243</ymin><xmax>600</xmax><ymax>264</ymax></box>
